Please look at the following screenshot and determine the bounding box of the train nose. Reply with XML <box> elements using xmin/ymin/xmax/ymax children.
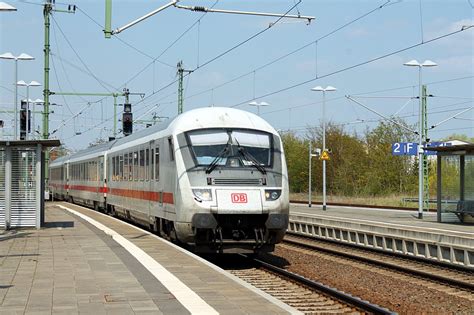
<box><xmin>215</xmin><ymin>189</ymin><xmax>262</xmax><ymax>214</ymax></box>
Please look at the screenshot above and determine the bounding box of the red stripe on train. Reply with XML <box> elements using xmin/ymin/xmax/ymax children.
<box><xmin>62</xmin><ymin>184</ymin><xmax>174</xmax><ymax>204</ymax></box>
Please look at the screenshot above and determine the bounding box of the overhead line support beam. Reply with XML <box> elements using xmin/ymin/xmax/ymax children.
<box><xmin>105</xmin><ymin>0</ymin><xmax>314</xmax><ymax>38</ymax></box>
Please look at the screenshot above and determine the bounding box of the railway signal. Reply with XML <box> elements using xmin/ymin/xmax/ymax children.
<box><xmin>123</xmin><ymin>103</ymin><xmax>133</xmax><ymax>136</ymax></box>
<box><xmin>20</xmin><ymin>100</ymin><xmax>31</xmax><ymax>140</ymax></box>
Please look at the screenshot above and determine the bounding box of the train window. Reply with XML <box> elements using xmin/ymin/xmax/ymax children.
<box><xmin>139</xmin><ymin>149</ymin><xmax>145</xmax><ymax>180</ymax></box>
<box><xmin>99</xmin><ymin>159</ymin><xmax>103</xmax><ymax>182</ymax></box>
<box><xmin>114</xmin><ymin>156</ymin><xmax>118</xmax><ymax>180</ymax></box>
<box><xmin>112</xmin><ymin>157</ymin><xmax>116</xmax><ymax>180</ymax></box>
<box><xmin>168</xmin><ymin>137</ymin><xmax>174</xmax><ymax>161</ymax></box>
<box><xmin>155</xmin><ymin>146</ymin><xmax>160</xmax><ymax>181</ymax></box>
<box><xmin>187</xmin><ymin>129</ymin><xmax>272</xmax><ymax>167</ymax></box>
<box><xmin>145</xmin><ymin>148</ymin><xmax>149</xmax><ymax>181</ymax></box>
<box><xmin>119</xmin><ymin>155</ymin><xmax>123</xmax><ymax>181</ymax></box>
<box><xmin>124</xmin><ymin>153</ymin><xmax>129</xmax><ymax>180</ymax></box>
<box><xmin>129</xmin><ymin>152</ymin><xmax>134</xmax><ymax>181</ymax></box>
<box><xmin>133</xmin><ymin>151</ymin><xmax>138</xmax><ymax>181</ymax></box>
<box><xmin>151</xmin><ymin>148</ymin><xmax>154</xmax><ymax>180</ymax></box>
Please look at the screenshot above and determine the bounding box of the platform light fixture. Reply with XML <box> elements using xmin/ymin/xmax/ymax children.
<box><xmin>0</xmin><ymin>52</ymin><xmax>35</xmax><ymax>140</ymax></box>
<box><xmin>403</xmin><ymin>59</ymin><xmax>438</xmax><ymax>219</ymax></box>
<box><xmin>0</xmin><ymin>2</ymin><xmax>16</xmax><ymax>11</ymax></box>
<box><xmin>248</xmin><ymin>101</ymin><xmax>269</xmax><ymax>116</ymax></box>
<box><xmin>311</xmin><ymin>85</ymin><xmax>336</xmax><ymax>211</ymax></box>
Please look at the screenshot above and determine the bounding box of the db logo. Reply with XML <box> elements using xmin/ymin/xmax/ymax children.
<box><xmin>231</xmin><ymin>193</ymin><xmax>248</xmax><ymax>203</ymax></box>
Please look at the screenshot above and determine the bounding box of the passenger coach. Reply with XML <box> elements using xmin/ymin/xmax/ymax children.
<box><xmin>50</xmin><ymin>107</ymin><xmax>289</xmax><ymax>253</ymax></box>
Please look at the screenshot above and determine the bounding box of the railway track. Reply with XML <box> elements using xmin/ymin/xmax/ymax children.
<box><xmin>214</xmin><ymin>255</ymin><xmax>393</xmax><ymax>314</ymax></box>
<box><xmin>281</xmin><ymin>235</ymin><xmax>474</xmax><ymax>297</ymax></box>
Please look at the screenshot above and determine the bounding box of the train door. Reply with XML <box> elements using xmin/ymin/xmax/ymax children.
<box><xmin>65</xmin><ymin>162</ymin><xmax>69</xmax><ymax>197</ymax></box>
<box><xmin>146</xmin><ymin>141</ymin><xmax>153</xmax><ymax>218</ymax></box>
<box><xmin>99</xmin><ymin>155</ymin><xmax>105</xmax><ymax>207</ymax></box>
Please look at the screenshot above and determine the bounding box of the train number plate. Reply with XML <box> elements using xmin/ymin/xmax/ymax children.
<box><xmin>231</xmin><ymin>193</ymin><xmax>248</xmax><ymax>203</ymax></box>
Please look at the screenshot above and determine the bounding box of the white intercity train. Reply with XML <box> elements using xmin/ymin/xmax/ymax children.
<box><xmin>50</xmin><ymin>107</ymin><xmax>289</xmax><ymax>253</ymax></box>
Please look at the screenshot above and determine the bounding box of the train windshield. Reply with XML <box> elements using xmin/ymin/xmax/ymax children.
<box><xmin>187</xmin><ymin>129</ymin><xmax>272</xmax><ymax>168</ymax></box>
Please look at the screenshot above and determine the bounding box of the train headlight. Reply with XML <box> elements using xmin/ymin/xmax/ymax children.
<box><xmin>192</xmin><ymin>189</ymin><xmax>213</xmax><ymax>201</ymax></box>
<box><xmin>265</xmin><ymin>189</ymin><xmax>281</xmax><ymax>201</ymax></box>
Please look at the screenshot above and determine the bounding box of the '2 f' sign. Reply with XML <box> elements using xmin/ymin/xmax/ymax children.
<box><xmin>392</xmin><ymin>142</ymin><xmax>418</xmax><ymax>156</ymax></box>
<box><xmin>231</xmin><ymin>193</ymin><xmax>248</xmax><ymax>203</ymax></box>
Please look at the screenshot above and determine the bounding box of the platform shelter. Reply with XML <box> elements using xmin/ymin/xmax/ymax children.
<box><xmin>0</xmin><ymin>139</ymin><xmax>60</xmax><ymax>229</ymax></box>
<box><xmin>428</xmin><ymin>143</ymin><xmax>474</xmax><ymax>223</ymax></box>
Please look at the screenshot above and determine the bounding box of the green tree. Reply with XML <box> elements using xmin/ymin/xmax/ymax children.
<box><xmin>306</xmin><ymin>122</ymin><xmax>368</xmax><ymax>196</ymax></box>
<box><xmin>281</xmin><ymin>132</ymin><xmax>309</xmax><ymax>193</ymax></box>
<box><xmin>364</xmin><ymin>118</ymin><xmax>417</xmax><ymax>195</ymax></box>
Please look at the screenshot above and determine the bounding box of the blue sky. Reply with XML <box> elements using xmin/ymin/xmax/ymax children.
<box><xmin>1</xmin><ymin>0</ymin><xmax>473</xmax><ymax>150</ymax></box>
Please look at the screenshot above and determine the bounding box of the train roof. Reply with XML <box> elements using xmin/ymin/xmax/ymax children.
<box><xmin>51</xmin><ymin>107</ymin><xmax>279</xmax><ymax>163</ymax></box>
<box><xmin>50</xmin><ymin>139</ymin><xmax>117</xmax><ymax>165</ymax></box>
<box><xmin>170</xmin><ymin>107</ymin><xmax>277</xmax><ymax>134</ymax></box>
<box><xmin>108</xmin><ymin>107</ymin><xmax>278</xmax><ymax>154</ymax></box>
<box><xmin>49</xmin><ymin>154</ymin><xmax>69</xmax><ymax>167</ymax></box>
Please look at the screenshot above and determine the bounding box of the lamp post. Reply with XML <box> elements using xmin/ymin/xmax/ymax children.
<box><xmin>0</xmin><ymin>52</ymin><xmax>35</xmax><ymax>140</ymax></box>
<box><xmin>248</xmin><ymin>101</ymin><xmax>270</xmax><ymax>116</ymax></box>
<box><xmin>32</xmin><ymin>99</ymin><xmax>44</xmax><ymax>138</ymax></box>
<box><xmin>403</xmin><ymin>60</ymin><xmax>437</xmax><ymax>219</ymax></box>
<box><xmin>0</xmin><ymin>2</ymin><xmax>17</xmax><ymax>11</ymax></box>
<box><xmin>17</xmin><ymin>80</ymin><xmax>41</xmax><ymax>140</ymax></box>
<box><xmin>311</xmin><ymin>85</ymin><xmax>336</xmax><ymax>211</ymax></box>
<box><xmin>308</xmin><ymin>142</ymin><xmax>320</xmax><ymax>207</ymax></box>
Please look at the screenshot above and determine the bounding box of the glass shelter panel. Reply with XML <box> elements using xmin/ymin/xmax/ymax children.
<box><xmin>11</xmin><ymin>149</ymin><xmax>37</xmax><ymax>227</ymax></box>
<box><xmin>439</xmin><ymin>154</ymin><xmax>474</xmax><ymax>223</ymax></box>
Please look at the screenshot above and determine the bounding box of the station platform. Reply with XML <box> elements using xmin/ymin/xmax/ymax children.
<box><xmin>0</xmin><ymin>202</ymin><xmax>299</xmax><ymax>315</ymax></box>
<box><xmin>289</xmin><ymin>203</ymin><xmax>474</xmax><ymax>268</ymax></box>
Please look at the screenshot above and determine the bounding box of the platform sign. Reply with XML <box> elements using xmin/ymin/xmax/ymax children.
<box><xmin>424</xmin><ymin>141</ymin><xmax>452</xmax><ymax>155</ymax></box>
<box><xmin>392</xmin><ymin>142</ymin><xmax>418</xmax><ymax>156</ymax></box>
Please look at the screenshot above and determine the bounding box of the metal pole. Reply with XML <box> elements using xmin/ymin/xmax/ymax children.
<box><xmin>178</xmin><ymin>61</ymin><xmax>183</xmax><ymax>115</ymax></box>
<box><xmin>36</xmin><ymin>144</ymin><xmax>42</xmax><ymax>229</ymax></box>
<box><xmin>418</xmin><ymin>66</ymin><xmax>423</xmax><ymax>219</ymax></box>
<box><xmin>113</xmin><ymin>94</ymin><xmax>117</xmax><ymax>137</ymax></box>
<box><xmin>32</xmin><ymin>100</ymin><xmax>36</xmax><ymax>139</ymax></box>
<box><xmin>5</xmin><ymin>147</ymin><xmax>11</xmax><ymax>229</ymax></box>
<box><xmin>322</xmin><ymin>90</ymin><xmax>327</xmax><ymax>211</ymax></box>
<box><xmin>14</xmin><ymin>59</ymin><xmax>18</xmax><ymax>140</ymax></box>
<box><xmin>422</xmin><ymin>85</ymin><xmax>429</xmax><ymax>212</ymax></box>
<box><xmin>112</xmin><ymin>0</ymin><xmax>177</xmax><ymax>35</ymax></box>
<box><xmin>26</xmin><ymin>85</ymin><xmax>29</xmax><ymax>140</ymax></box>
<box><xmin>308</xmin><ymin>142</ymin><xmax>312</xmax><ymax>207</ymax></box>
<box><xmin>104</xmin><ymin>0</ymin><xmax>112</xmax><ymax>38</ymax></box>
<box><xmin>43</xmin><ymin>1</ymin><xmax>52</xmax><ymax>194</ymax></box>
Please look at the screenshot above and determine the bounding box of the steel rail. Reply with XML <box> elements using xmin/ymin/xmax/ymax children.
<box><xmin>250</xmin><ymin>256</ymin><xmax>395</xmax><ymax>315</ymax></box>
<box><xmin>282</xmin><ymin>236</ymin><xmax>474</xmax><ymax>292</ymax></box>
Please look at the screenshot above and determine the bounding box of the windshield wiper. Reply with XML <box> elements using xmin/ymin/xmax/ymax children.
<box><xmin>205</xmin><ymin>144</ymin><xmax>230</xmax><ymax>174</ymax></box>
<box><xmin>235</xmin><ymin>140</ymin><xmax>266</xmax><ymax>174</ymax></box>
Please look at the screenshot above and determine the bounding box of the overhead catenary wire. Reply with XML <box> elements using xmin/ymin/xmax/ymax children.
<box><xmin>41</xmin><ymin>1</ymin><xmax>474</xmax><ymax>144</ymax></box>
<box><xmin>229</xmin><ymin>24</ymin><xmax>473</xmax><ymax>108</ymax></box>
<box><xmin>118</xmin><ymin>0</ymin><xmax>302</xmax><ymax>114</ymax></box>
<box><xmin>51</xmin><ymin>15</ymin><xmax>118</xmax><ymax>94</ymax></box>
<box><xmin>175</xmin><ymin>0</ymin><xmax>395</xmax><ymax>105</ymax></box>
<box><xmin>48</xmin><ymin>0</ymin><xmax>395</xmax><ymax>142</ymax></box>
